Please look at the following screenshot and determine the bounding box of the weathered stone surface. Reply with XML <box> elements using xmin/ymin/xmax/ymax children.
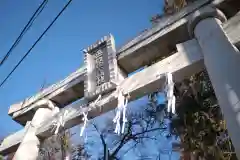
<box><xmin>9</xmin><ymin>35</ymin><xmax>127</xmax><ymax>126</ymax></box>
<box><xmin>0</xmin><ymin>39</ymin><xmax>204</xmax><ymax>156</ymax></box>
<box><xmin>36</xmin><ymin>39</ymin><xmax>204</xmax><ymax>138</ymax></box>
<box><xmin>6</xmin><ymin>0</ymin><xmax>240</xmax><ymax>127</ymax></box>
<box><xmin>0</xmin><ymin>129</ymin><xmax>25</xmax><ymax>156</ymax></box>
<box><xmin>223</xmin><ymin>11</ymin><xmax>240</xmax><ymax>48</ymax></box>
<box><xmin>13</xmin><ymin>108</ymin><xmax>54</xmax><ymax>160</ymax></box>
<box><xmin>117</xmin><ymin>0</ymin><xmax>210</xmax><ymax>73</ymax></box>
<box><xmin>2</xmin><ymin>0</ymin><xmax>240</xmax><ymax>157</ymax></box>
<box><xmin>9</xmin><ymin>67</ymin><xmax>86</xmax><ymax>125</ymax></box>
<box><xmin>194</xmin><ymin>12</ymin><xmax>240</xmax><ymax>158</ymax></box>
<box><xmin>116</xmin><ymin>0</ymin><xmax>240</xmax><ymax>73</ymax></box>
<box><xmin>84</xmin><ymin>35</ymin><xmax>126</xmax><ymax>100</ymax></box>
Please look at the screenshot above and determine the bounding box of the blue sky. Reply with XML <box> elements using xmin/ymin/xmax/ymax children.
<box><xmin>0</xmin><ymin>1</ymin><xmax>180</xmax><ymax>159</ymax></box>
<box><xmin>0</xmin><ymin>0</ymin><xmax>164</xmax><ymax>138</ymax></box>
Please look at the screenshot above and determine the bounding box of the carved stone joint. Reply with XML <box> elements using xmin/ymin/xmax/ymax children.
<box><xmin>188</xmin><ymin>6</ymin><xmax>227</xmax><ymax>38</ymax></box>
<box><xmin>34</xmin><ymin>99</ymin><xmax>57</xmax><ymax>110</ymax></box>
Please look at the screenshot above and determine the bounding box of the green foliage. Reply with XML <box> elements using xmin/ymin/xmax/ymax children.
<box><xmin>170</xmin><ymin>71</ymin><xmax>237</xmax><ymax>160</ymax></box>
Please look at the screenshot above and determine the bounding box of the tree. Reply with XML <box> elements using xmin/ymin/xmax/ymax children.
<box><xmin>150</xmin><ymin>0</ymin><xmax>198</xmax><ymax>25</ymax></box>
<box><xmin>82</xmin><ymin>95</ymin><xmax>170</xmax><ymax>160</ymax></box>
<box><xmin>170</xmin><ymin>70</ymin><xmax>237</xmax><ymax>160</ymax></box>
<box><xmin>71</xmin><ymin>144</ymin><xmax>89</xmax><ymax>160</ymax></box>
<box><xmin>38</xmin><ymin>130</ymin><xmax>78</xmax><ymax>160</ymax></box>
<box><xmin>149</xmin><ymin>1</ymin><xmax>238</xmax><ymax>159</ymax></box>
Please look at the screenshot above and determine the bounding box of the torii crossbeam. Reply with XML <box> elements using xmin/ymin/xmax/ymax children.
<box><xmin>1</xmin><ymin>0</ymin><xmax>240</xmax><ymax>159</ymax></box>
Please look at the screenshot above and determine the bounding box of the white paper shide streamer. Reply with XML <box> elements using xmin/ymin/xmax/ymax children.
<box><xmin>80</xmin><ymin>112</ymin><xmax>88</xmax><ymax>137</ymax></box>
<box><xmin>80</xmin><ymin>95</ymin><xmax>101</xmax><ymax>137</ymax></box>
<box><xmin>164</xmin><ymin>72</ymin><xmax>176</xmax><ymax>114</ymax></box>
<box><xmin>52</xmin><ymin>110</ymin><xmax>69</xmax><ymax>135</ymax></box>
<box><xmin>113</xmin><ymin>88</ymin><xmax>129</xmax><ymax>135</ymax></box>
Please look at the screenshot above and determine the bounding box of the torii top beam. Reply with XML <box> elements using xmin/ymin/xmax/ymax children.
<box><xmin>1</xmin><ymin>0</ymin><xmax>240</xmax><ymax>156</ymax></box>
<box><xmin>7</xmin><ymin>0</ymin><xmax>240</xmax><ymax>126</ymax></box>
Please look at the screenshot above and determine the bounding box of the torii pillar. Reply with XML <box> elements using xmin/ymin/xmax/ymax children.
<box><xmin>189</xmin><ymin>6</ymin><xmax>240</xmax><ymax>159</ymax></box>
<box><xmin>13</xmin><ymin>100</ymin><xmax>58</xmax><ymax>160</ymax></box>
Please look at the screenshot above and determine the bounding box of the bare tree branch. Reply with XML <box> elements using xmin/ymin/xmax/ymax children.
<box><xmin>92</xmin><ymin>122</ymin><xmax>109</xmax><ymax>160</ymax></box>
<box><xmin>120</xmin><ymin>142</ymin><xmax>139</xmax><ymax>158</ymax></box>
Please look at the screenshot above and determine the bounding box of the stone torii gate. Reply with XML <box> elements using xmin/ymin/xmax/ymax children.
<box><xmin>1</xmin><ymin>0</ymin><xmax>240</xmax><ymax>159</ymax></box>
